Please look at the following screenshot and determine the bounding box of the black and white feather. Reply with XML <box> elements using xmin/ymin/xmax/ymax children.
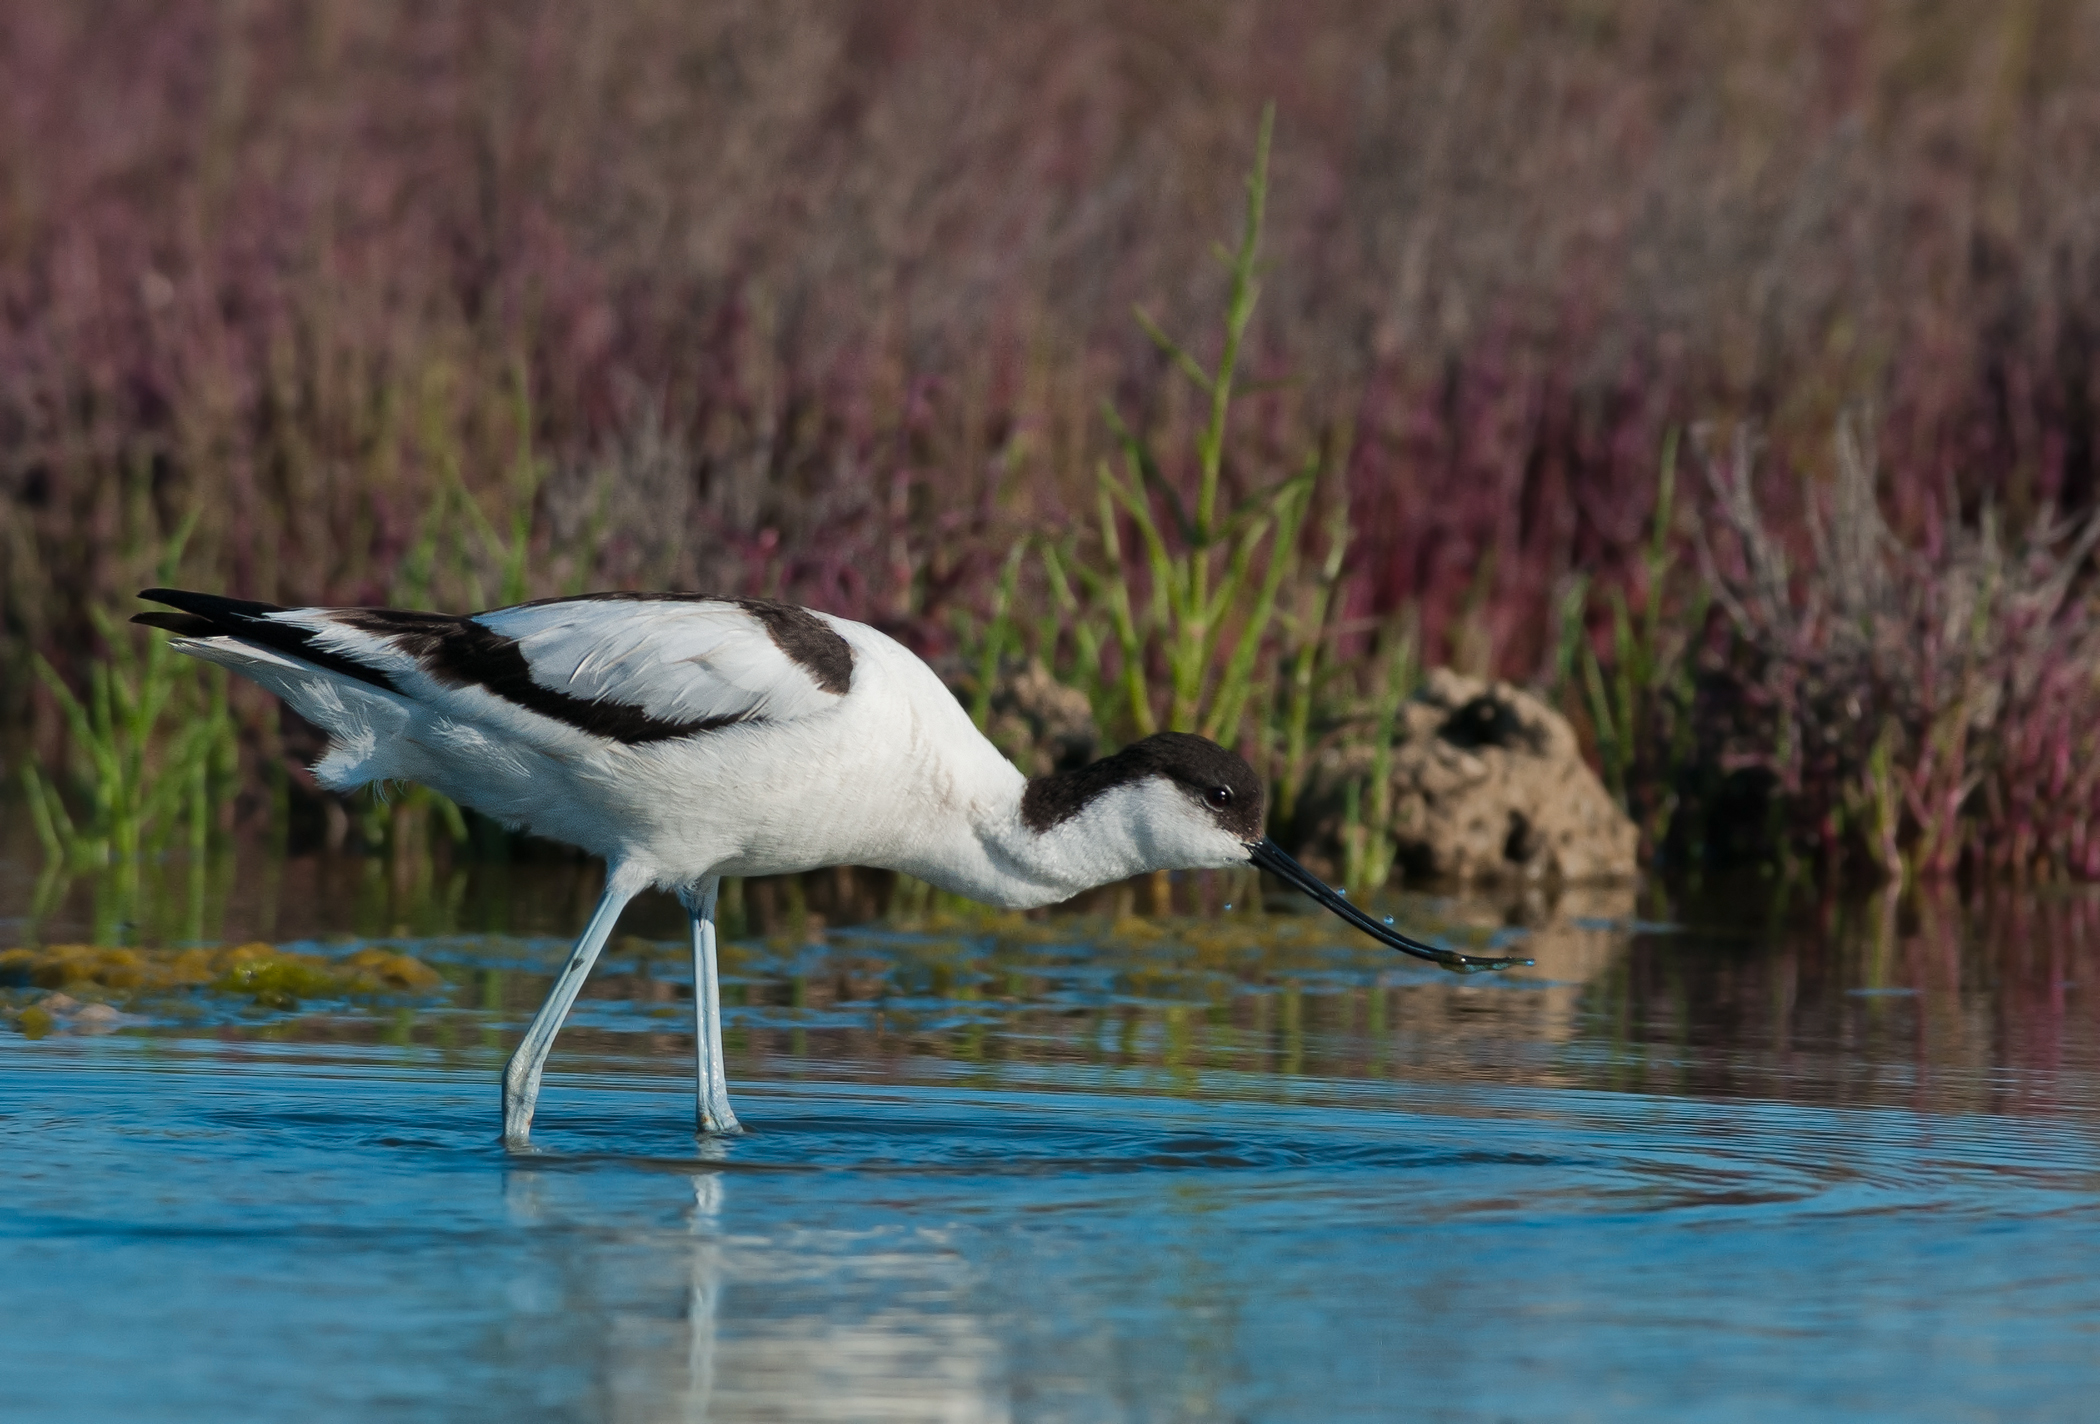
<box><xmin>137</xmin><ymin>585</ymin><xmax>1525</xmax><ymax>1145</ymax></box>
<box><xmin>136</xmin><ymin>590</ymin><xmax>886</xmax><ymax>865</ymax></box>
<box><xmin>139</xmin><ymin>588</ymin><xmax>851</xmax><ymax>739</ymax></box>
<box><xmin>135</xmin><ymin>586</ymin><xmax>1526</xmax><ymax>964</ymax></box>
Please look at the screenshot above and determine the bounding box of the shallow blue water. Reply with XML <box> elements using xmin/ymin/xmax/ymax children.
<box><xmin>5</xmin><ymin>1038</ymin><xmax>2099</xmax><ymax>1421</ymax></box>
<box><xmin>5</xmin><ymin>867</ymin><xmax>2100</xmax><ymax>1420</ymax></box>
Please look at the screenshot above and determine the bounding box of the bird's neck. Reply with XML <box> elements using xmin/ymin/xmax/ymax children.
<box><xmin>892</xmin><ymin>761</ymin><xmax>1156</xmax><ymax>911</ymax></box>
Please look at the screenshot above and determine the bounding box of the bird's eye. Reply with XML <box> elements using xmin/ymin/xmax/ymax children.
<box><xmin>1206</xmin><ymin>786</ymin><xmax>1234</xmax><ymax>808</ymax></box>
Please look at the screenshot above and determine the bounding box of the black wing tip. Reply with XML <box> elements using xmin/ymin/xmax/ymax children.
<box><xmin>138</xmin><ymin>585</ymin><xmax>212</xmax><ymax>610</ymax></box>
<box><xmin>134</xmin><ymin>587</ymin><xmax>404</xmax><ymax>693</ymax></box>
<box><xmin>131</xmin><ymin>610</ymin><xmax>219</xmax><ymax>636</ymax></box>
<box><xmin>136</xmin><ymin>587</ymin><xmax>287</xmax><ymax>621</ymax></box>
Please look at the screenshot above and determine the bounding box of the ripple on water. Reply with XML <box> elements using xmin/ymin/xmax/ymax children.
<box><xmin>8</xmin><ymin>878</ymin><xmax>2100</xmax><ymax>1421</ymax></box>
<box><xmin>5</xmin><ymin>1040</ymin><xmax>2100</xmax><ymax>1424</ymax></box>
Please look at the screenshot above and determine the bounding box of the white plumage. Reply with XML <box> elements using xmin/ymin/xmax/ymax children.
<box><xmin>137</xmin><ymin>587</ymin><xmax>1525</xmax><ymax>1146</ymax></box>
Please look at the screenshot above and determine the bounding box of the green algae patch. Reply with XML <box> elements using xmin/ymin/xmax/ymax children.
<box><xmin>0</xmin><ymin>942</ymin><xmax>444</xmax><ymax>1010</ymax></box>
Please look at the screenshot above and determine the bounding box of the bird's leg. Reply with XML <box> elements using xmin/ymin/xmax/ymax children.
<box><xmin>681</xmin><ymin>877</ymin><xmax>743</xmax><ymax>1135</ymax></box>
<box><xmin>503</xmin><ymin>868</ymin><xmax>643</xmax><ymax>1147</ymax></box>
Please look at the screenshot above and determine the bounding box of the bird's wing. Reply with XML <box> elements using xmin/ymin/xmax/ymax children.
<box><xmin>136</xmin><ymin>589</ymin><xmax>857</xmax><ymax>746</ymax></box>
<box><xmin>469</xmin><ymin>595</ymin><xmax>854</xmax><ymax>734</ymax></box>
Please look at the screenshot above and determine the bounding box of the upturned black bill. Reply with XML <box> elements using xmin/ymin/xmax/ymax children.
<box><xmin>1244</xmin><ymin>838</ymin><xmax>1533</xmax><ymax>973</ymax></box>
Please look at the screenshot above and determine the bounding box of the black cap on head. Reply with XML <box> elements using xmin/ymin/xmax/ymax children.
<box><xmin>1020</xmin><ymin>731</ymin><xmax>1266</xmax><ymax>839</ymax></box>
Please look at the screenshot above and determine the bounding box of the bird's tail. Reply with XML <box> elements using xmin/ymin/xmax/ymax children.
<box><xmin>132</xmin><ymin>588</ymin><xmax>408</xmax><ymax>791</ymax></box>
<box><xmin>134</xmin><ymin>588</ymin><xmax>408</xmax><ymax>691</ymax></box>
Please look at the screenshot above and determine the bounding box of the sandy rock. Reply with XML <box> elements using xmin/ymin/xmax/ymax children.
<box><xmin>68</xmin><ymin>1002</ymin><xmax>123</xmax><ymax>1033</ymax></box>
<box><xmin>981</xmin><ymin>659</ymin><xmax>1097</xmax><ymax>778</ymax></box>
<box><xmin>1304</xmin><ymin>669</ymin><xmax>1638</xmax><ymax>884</ymax></box>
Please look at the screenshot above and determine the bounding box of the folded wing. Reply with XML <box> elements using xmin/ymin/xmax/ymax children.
<box><xmin>135</xmin><ymin>589</ymin><xmax>855</xmax><ymax>748</ymax></box>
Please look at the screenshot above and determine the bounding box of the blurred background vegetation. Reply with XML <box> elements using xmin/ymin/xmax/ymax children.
<box><xmin>5</xmin><ymin>0</ymin><xmax>2100</xmax><ymax>892</ymax></box>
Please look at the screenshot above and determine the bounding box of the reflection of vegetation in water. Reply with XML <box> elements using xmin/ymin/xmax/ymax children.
<box><xmin>8</xmin><ymin>841</ymin><xmax>2095</xmax><ymax>1126</ymax></box>
<box><xmin>2</xmin><ymin>851</ymin><xmax>1611</xmax><ymax>1096</ymax></box>
<box><xmin>19</xmin><ymin>847</ymin><xmax>242</xmax><ymax>952</ymax></box>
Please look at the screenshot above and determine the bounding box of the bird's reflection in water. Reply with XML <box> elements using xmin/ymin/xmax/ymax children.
<box><xmin>678</xmin><ymin>1173</ymin><xmax>724</xmax><ymax>1423</ymax></box>
<box><xmin>592</xmin><ymin>1158</ymin><xmax>727</xmax><ymax>1424</ymax></box>
<box><xmin>597</xmin><ymin>1161</ymin><xmax>1010</xmax><ymax>1423</ymax></box>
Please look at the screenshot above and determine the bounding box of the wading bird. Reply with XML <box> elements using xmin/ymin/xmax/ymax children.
<box><xmin>135</xmin><ymin>588</ymin><xmax>1528</xmax><ymax>1145</ymax></box>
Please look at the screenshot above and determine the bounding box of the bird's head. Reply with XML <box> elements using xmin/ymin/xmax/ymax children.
<box><xmin>1020</xmin><ymin>731</ymin><xmax>1263</xmax><ymax>869</ymax></box>
<box><xmin>1020</xmin><ymin>732</ymin><xmax>1529</xmax><ymax>973</ymax></box>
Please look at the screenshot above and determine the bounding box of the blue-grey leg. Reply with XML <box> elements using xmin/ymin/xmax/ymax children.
<box><xmin>682</xmin><ymin>877</ymin><xmax>742</xmax><ymax>1135</ymax></box>
<box><xmin>503</xmin><ymin>866</ymin><xmax>644</xmax><ymax>1146</ymax></box>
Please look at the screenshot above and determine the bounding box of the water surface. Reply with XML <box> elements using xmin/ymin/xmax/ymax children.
<box><xmin>4</xmin><ymin>852</ymin><xmax>2098</xmax><ymax>1421</ymax></box>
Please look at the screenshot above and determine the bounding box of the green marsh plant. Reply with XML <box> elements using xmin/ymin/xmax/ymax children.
<box><xmin>1271</xmin><ymin>487</ymin><xmax>1351</xmax><ymax>825</ymax></box>
<box><xmin>959</xmin><ymin>538</ymin><xmax>1031</xmax><ymax>732</ymax></box>
<box><xmin>395</xmin><ymin>363</ymin><xmax>554</xmax><ymax>613</ymax></box>
<box><xmin>1080</xmin><ymin>105</ymin><xmax>1313</xmax><ymax>747</ymax></box>
<box><xmin>1340</xmin><ymin>620</ymin><xmax>1415</xmax><ymax>895</ymax></box>
<box><xmin>22</xmin><ymin>522</ymin><xmax>238</xmax><ymax>874</ymax></box>
<box><xmin>1571</xmin><ymin>430</ymin><xmax>1707</xmax><ymax>851</ymax></box>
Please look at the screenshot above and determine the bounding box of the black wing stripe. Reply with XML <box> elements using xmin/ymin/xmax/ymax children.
<box><xmin>332</xmin><ymin>608</ymin><xmax>738</xmax><ymax>745</ymax></box>
<box><xmin>735</xmin><ymin>599</ymin><xmax>853</xmax><ymax>694</ymax></box>
<box><xmin>138</xmin><ymin>588</ymin><xmax>803</xmax><ymax>746</ymax></box>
